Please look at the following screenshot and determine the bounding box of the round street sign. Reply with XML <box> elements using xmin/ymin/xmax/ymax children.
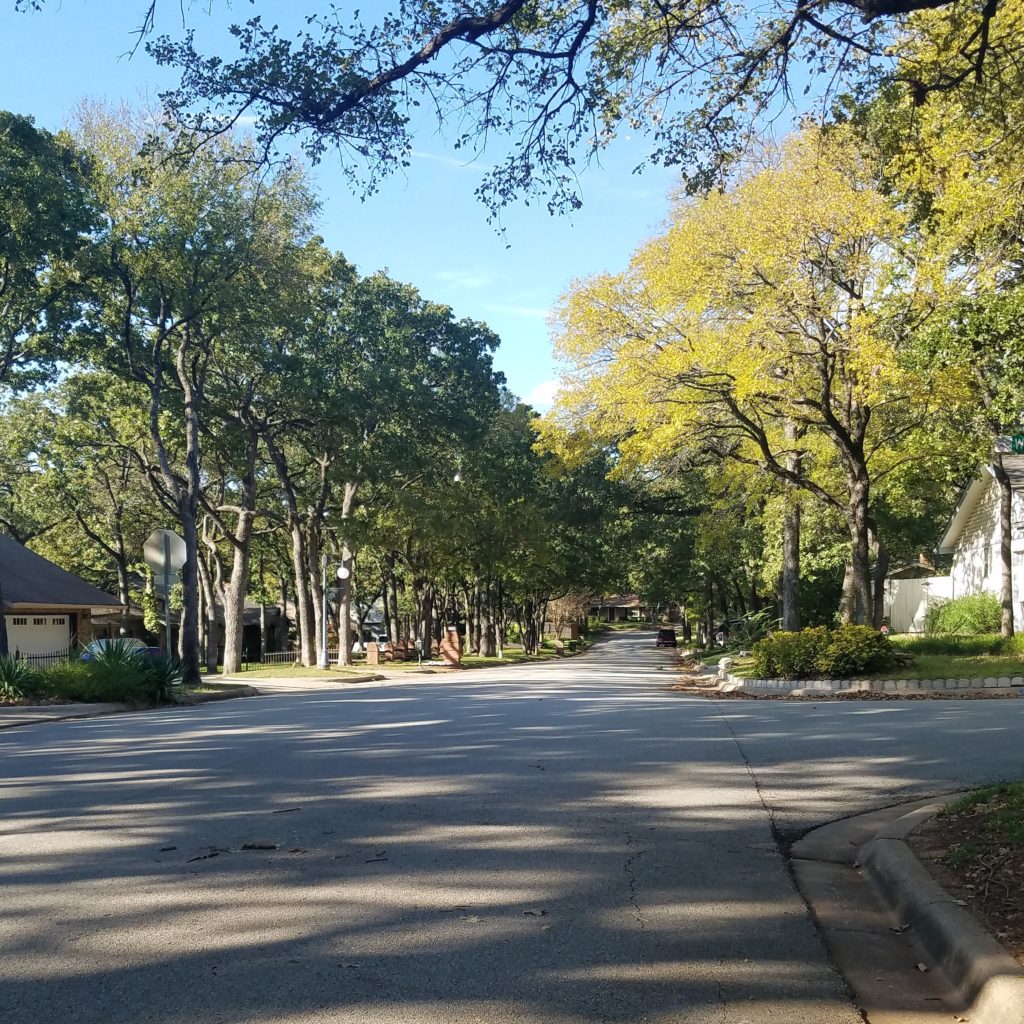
<box><xmin>144</xmin><ymin>529</ymin><xmax>187</xmax><ymax>579</ymax></box>
<box><xmin>336</xmin><ymin>565</ymin><xmax>351</xmax><ymax>581</ymax></box>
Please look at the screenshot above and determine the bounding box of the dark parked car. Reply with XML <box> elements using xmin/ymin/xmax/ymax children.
<box><xmin>655</xmin><ymin>628</ymin><xmax>678</xmax><ymax>648</ymax></box>
<box><xmin>81</xmin><ymin>637</ymin><xmax>161</xmax><ymax>661</ymax></box>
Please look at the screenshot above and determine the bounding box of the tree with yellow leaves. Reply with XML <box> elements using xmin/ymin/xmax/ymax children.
<box><xmin>548</xmin><ymin>126</ymin><xmax>972</xmax><ymax>626</ymax></box>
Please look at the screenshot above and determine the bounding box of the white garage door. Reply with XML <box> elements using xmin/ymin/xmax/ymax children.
<box><xmin>5</xmin><ymin>615</ymin><xmax>71</xmax><ymax>657</ymax></box>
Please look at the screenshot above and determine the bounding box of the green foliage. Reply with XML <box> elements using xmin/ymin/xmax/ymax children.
<box><xmin>816</xmin><ymin>625</ymin><xmax>894</xmax><ymax>677</ymax></box>
<box><xmin>752</xmin><ymin>628</ymin><xmax>827</xmax><ymax>680</ymax></box>
<box><xmin>26</xmin><ymin>644</ymin><xmax>186</xmax><ymax>705</ymax></box>
<box><xmin>752</xmin><ymin>625</ymin><xmax>894</xmax><ymax>678</ymax></box>
<box><xmin>33</xmin><ymin>659</ymin><xmax>144</xmax><ymax>703</ymax></box>
<box><xmin>142</xmin><ymin>656</ymin><xmax>186</xmax><ymax>704</ymax></box>
<box><xmin>0</xmin><ymin>655</ymin><xmax>38</xmax><ymax>701</ymax></box>
<box><xmin>924</xmin><ymin>593</ymin><xmax>1002</xmax><ymax>636</ymax></box>
<box><xmin>0</xmin><ymin>109</ymin><xmax>97</xmax><ymax>389</ymax></box>
<box><xmin>729</xmin><ymin>610</ymin><xmax>778</xmax><ymax>647</ymax></box>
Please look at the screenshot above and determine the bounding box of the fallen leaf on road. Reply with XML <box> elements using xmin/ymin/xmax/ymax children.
<box><xmin>523</xmin><ymin>909</ymin><xmax>548</xmax><ymax>917</ymax></box>
<box><xmin>916</xmin><ymin>963</ymin><xmax>930</xmax><ymax>972</ymax></box>
<box><xmin>287</xmin><ymin>847</ymin><xmax>307</xmax><ymax>854</ymax></box>
<box><xmin>890</xmin><ymin>924</ymin><xmax>909</xmax><ymax>933</ymax></box>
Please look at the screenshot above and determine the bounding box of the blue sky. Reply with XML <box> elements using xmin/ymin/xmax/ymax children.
<box><xmin>3</xmin><ymin>3</ymin><xmax>682</xmax><ymax>407</ymax></box>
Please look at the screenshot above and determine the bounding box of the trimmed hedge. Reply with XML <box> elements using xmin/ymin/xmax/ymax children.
<box><xmin>752</xmin><ymin>624</ymin><xmax>895</xmax><ymax>680</ymax></box>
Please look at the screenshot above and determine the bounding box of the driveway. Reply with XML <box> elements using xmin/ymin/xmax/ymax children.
<box><xmin>1</xmin><ymin>632</ymin><xmax>1022</xmax><ymax>1023</ymax></box>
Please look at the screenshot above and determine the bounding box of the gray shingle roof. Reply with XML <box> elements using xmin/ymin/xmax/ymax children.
<box><xmin>0</xmin><ymin>534</ymin><xmax>121</xmax><ymax>609</ymax></box>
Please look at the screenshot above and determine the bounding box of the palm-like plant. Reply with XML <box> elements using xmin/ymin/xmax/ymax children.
<box><xmin>0</xmin><ymin>655</ymin><xmax>38</xmax><ymax>701</ymax></box>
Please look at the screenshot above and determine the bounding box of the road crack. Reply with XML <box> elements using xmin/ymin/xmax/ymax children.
<box><xmin>623</xmin><ymin>833</ymin><xmax>646</xmax><ymax>931</ymax></box>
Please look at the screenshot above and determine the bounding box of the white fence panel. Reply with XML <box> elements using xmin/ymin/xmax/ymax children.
<box><xmin>883</xmin><ymin>577</ymin><xmax>954</xmax><ymax>633</ymax></box>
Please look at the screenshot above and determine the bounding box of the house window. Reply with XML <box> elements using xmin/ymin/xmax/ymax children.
<box><xmin>51</xmin><ymin>617</ymin><xmax>66</xmax><ymax>626</ymax></box>
<box><xmin>11</xmin><ymin>617</ymin><xmax>26</xmax><ymax>626</ymax></box>
<box><xmin>33</xmin><ymin>617</ymin><xmax>45</xmax><ymax>626</ymax></box>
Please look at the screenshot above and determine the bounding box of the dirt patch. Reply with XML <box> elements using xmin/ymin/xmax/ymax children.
<box><xmin>909</xmin><ymin>787</ymin><xmax>1024</xmax><ymax>969</ymax></box>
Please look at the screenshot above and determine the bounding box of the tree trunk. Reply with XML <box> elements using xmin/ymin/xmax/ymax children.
<box><xmin>992</xmin><ymin>456</ymin><xmax>1015</xmax><ymax>637</ymax></box>
<box><xmin>278</xmin><ymin>571</ymin><xmax>289</xmax><ymax>652</ymax></box>
<box><xmin>177</xmin><ymin>497</ymin><xmax>202</xmax><ymax>681</ymax></box>
<box><xmin>388</xmin><ymin>561</ymin><xmax>401</xmax><ymax>644</ymax></box>
<box><xmin>780</xmin><ymin>420</ymin><xmax>802</xmax><ymax>631</ymax></box>
<box><xmin>495</xmin><ymin>577</ymin><xmax>504</xmax><ymax>657</ymax></box>
<box><xmin>482</xmin><ymin>578</ymin><xmax>497</xmax><ymax>657</ymax></box>
<box><xmin>839</xmin><ymin>562</ymin><xmax>855</xmax><ymax>625</ymax></box>
<box><xmin>289</xmin><ymin>522</ymin><xmax>316</xmax><ymax>665</ymax></box>
<box><xmin>201</xmin><ymin>553</ymin><xmax>221</xmax><ymax>673</ymax></box>
<box><xmin>870</xmin><ymin>530</ymin><xmax>890</xmax><ymax>630</ymax></box>
<box><xmin>846</xmin><ymin>477</ymin><xmax>872</xmax><ymax>626</ymax></box>
<box><xmin>0</xmin><ymin>570</ymin><xmax>10</xmax><ymax>656</ymax></box>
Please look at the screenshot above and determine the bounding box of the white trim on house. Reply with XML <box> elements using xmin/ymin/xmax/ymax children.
<box><xmin>934</xmin><ymin>459</ymin><xmax>1024</xmax><ymax>629</ymax></box>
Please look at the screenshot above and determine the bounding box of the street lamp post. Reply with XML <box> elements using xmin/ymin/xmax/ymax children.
<box><xmin>319</xmin><ymin>553</ymin><xmax>329</xmax><ymax>669</ymax></box>
<box><xmin>319</xmin><ymin>554</ymin><xmax>352</xmax><ymax>669</ymax></box>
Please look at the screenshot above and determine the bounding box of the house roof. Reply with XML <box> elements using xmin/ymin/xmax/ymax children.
<box><xmin>938</xmin><ymin>456</ymin><xmax>1024</xmax><ymax>554</ymax></box>
<box><xmin>0</xmin><ymin>534</ymin><xmax>121</xmax><ymax>610</ymax></box>
<box><xmin>591</xmin><ymin>594</ymin><xmax>644</xmax><ymax>608</ymax></box>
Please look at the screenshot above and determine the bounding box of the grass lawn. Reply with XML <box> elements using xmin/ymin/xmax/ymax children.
<box><xmin>225</xmin><ymin>664</ymin><xmax>381</xmax><ymax>679</ymax></box>
<box><xmin>875</xmin><ymin>653</ymin><xmax>1024</xmax><ymax>680</ymax></box>
<box><xmin>229</xmin><ymin>642</ymin><xmax>582</xmax><ymax>677</ymax></box>
<box><xmin>886</xmin><ymin>634</ymin><xmax>1024</xmax><ymax>680</ymax></box>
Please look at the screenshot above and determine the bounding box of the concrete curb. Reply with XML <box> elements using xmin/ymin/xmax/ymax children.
<box><xmin>184</xmin><ymin>685</ymin><xmax>260</xmax><ymax>703</ymax></box>
<box><xmin>0</xmin><ymin>684</ymin><xmax>258</xmax><ymax>731</ymax></box>
<box><xmin>720</xmin><ymin>671</ymin><xmax>1024</xmax><ymax>694</ymax></box>
<box><xmin>859</xmin><ymin>804</ymin><xmax>1024</xmax><ymax>1024</ymax></box>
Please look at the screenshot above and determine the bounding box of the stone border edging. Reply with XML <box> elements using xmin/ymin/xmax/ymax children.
<box><xmin>859</xmin><ymin>804</ymin><xmax>1024</xmax><ymax>1024</ymax></box>
<box><xmin>718</xmin><ymin>671</ymin><xmax>1024</xmax><ymax>694</ymax></box>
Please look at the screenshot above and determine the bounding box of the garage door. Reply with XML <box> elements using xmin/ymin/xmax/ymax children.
<box><xmin>5</xmin><ymin>615</ymin><xmax>71</xmax><ymax>657</ymax></box>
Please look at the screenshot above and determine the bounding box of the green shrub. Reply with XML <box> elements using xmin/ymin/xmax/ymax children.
<box><xmin>0</xmin><ymin>655</ymin><xmax>40</xmax><ymax>701</ymax></box>
<box><xmin>753</xmin><ymin>624</ymin><xmax>895</xmax><ymax>679</ymax></box>
<box><xmin>924</xmin><ymin>593</ymin><xmax>1002</xmax><ymax>635</ymax></box>
<box><xmin>752</xmin><ymin>628</ymin><xmax>827</xmax><ymax>679</ymax></box>
<box><xmin>816</xmin><ymin>625</ymin><xmax>894</xmax><ymax>676</ymax></box>
<box><xmin>36</xmin><ymin>659</ymin><xmax>148</xmax><ymax>703</ymax></box>
<box><xmin>141</xmin><ymin>656</ymin><xmax>185</xmax><ymax>704</ymax></box>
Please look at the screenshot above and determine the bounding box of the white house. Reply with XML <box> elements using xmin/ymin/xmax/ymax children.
<box><xmin>0</xmin><ymin>534</ymin><xmax>122</xmax><ymax>656</ymax></box>
<box><xmin>936</xmin><ymin>455</ymin><xmax>1024</xmax><ymax>628</ymax></box>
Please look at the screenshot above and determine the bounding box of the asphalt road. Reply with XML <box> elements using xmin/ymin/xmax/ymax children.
<box><xmin>2</xmin><ymin>632</ymin><xmax>1023</xmax><ymax>1024</ymax></box>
